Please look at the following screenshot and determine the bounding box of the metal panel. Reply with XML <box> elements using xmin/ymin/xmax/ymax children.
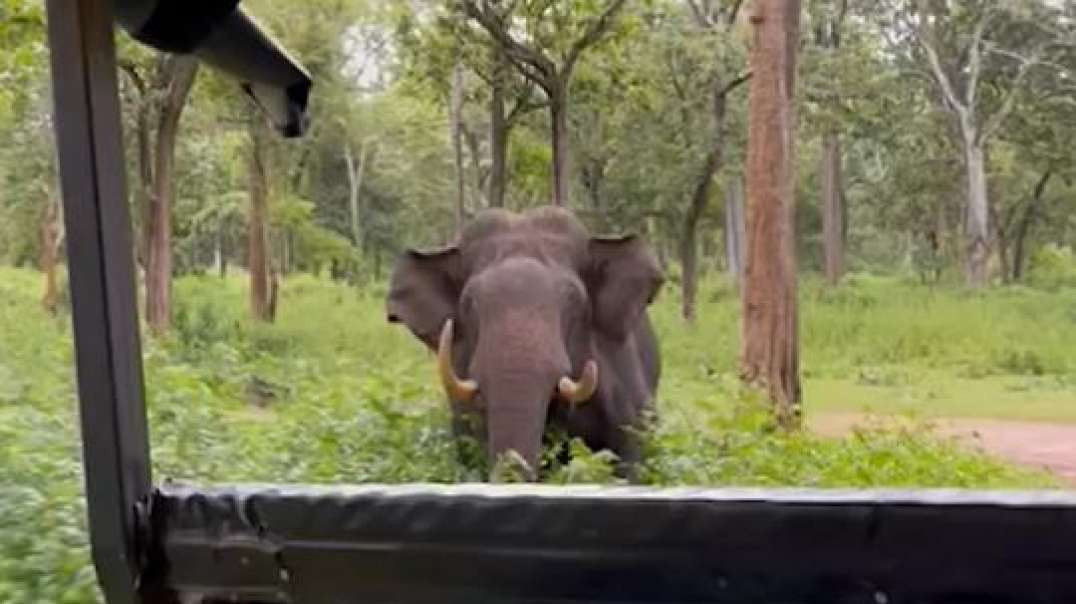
<box><xmin>145</xmin><ymin>484</ymin><xmax>1076</xmax><ymax>604</ymax></box>
<box><xmin>45</xmin><ymin>1</ymin><xmax>151</xmax><ymax>603</ymax></box>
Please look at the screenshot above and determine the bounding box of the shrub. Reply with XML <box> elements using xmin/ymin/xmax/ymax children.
<box><xmin>0</xmin><ymin>267</ymin><xmax>1064</xmax><ymax>602</ymax></box>
<box><xmin>1027</xmin><ymin>244</ymin><xmax>1076</xmax><ymax>291</ymax></box>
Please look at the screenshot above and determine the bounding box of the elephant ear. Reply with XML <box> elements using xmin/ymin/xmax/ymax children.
<box><xmin>587</xmin><ymin>235</ymin><xmax>664</xmax><ymax>340</ymax></box>
<box><xmin>386</xmin><ymin>247</ymin><xmax>462</xmax><ymax>350</ymax></box>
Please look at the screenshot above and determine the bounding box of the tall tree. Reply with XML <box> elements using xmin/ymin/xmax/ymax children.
<box><xmin>741</xmin><ymin>0</ymin><xmax>802</xmax><ymax>428</ymax></box>
<box><xmin>248</xmin><ymin>117</ymin><xmax>275</xmax><ymax>322</ymax></box>
<box><xmin>488</xmin><ymin>48</ymin><xmax>510</xmax><ymax>207</ymax></box>
<box><xmin>815</xmin><ymin>0</ymin><xmax>848</xmax><ymax>286</ymax></box>
<box><xmin>39</xmin><ymin>194</ymin><xmax>62</xmax><ymax>315</ymax></box>
<box><xmin>460</xmin><ymin>0</ymin><xmax>629</xmax><ymax>206</ymax></box>
<box><xmin>343</xmin><ymin>138</ymin><xmax>371</xmax><ymax>248</ymax></box>
<box><xmin>450</xmin><ymin>59</ymin><xmax>467</xmax><ymax>227</ymax></box>
<box><xmin>885</xmin><ymin>3</ymin><xmax>1069</xmax><ymax>287</ymax></box>
<box><xmin>724</xmin><ymin>172</ymin><xmax>745</xmax><ymax>286</ymax></box>
<box><xmin>396</xmin><ymin>6</ymin><xmax>545</xmax><ymax>209</ymax></box>
<box><xmin>678</xmin><ymin>0</ymin><xmax>750</xmax><ymax>322</ymax></box>
<box><xmin>122</xmin><ymin>54</ymin><xmax>199</xmax><ymax>332</ymax></box>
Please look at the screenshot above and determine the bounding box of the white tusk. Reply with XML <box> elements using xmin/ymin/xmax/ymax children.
<box><xmin>558</xmin><ymin>359</ymin><xmax>598</xmax><ymax>406</ymax></box>
<box><xmin>438</xmin><ymin>319</ymin><xmax>478</xmax><ymax>403</ymax></box>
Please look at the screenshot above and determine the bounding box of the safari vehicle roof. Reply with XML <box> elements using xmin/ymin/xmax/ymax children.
<box><xmin>43</xmin><ymin>1</ymin><xmax>1076</xmax><ymax>603</ymax></box>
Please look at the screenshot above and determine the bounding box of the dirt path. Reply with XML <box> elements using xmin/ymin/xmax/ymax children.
<box><xmin>812</xmin><ymin>413</ymin><xmax>1076</xmax><ymax>486</ymax></box>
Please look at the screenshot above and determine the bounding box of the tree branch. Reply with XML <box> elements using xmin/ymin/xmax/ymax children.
<box><xmin>726</xmin><ymin>0</ymin><xmax>745</xmax><ymax>29</ymax></box>
<box><xmin>980</xmin><ymin>49</ymin><xmax>1045</xmax><ymax>142</ymax></box>
<box><xmin>719</xmin><ymin>71</ymin><xmax>752</xmax><ymax>96</ymax></box>
<box><xmin>506</xmin><ymin>96</ymin><xmax>546</xmax><ymax>125</ymax></box>
<box><xmin>117</xmin><ymin>59</ymin><xmax>147</xmax><ymax>96</ymax></box>
<box><xmin>460</xmin><ymin>0</ymin><xmax>555</xmax><ymax>88</ymax></box>
<box><xmin>564</xmin><ymin>0</ymin><xmax>629</xmax><ymax>73</ymax></box>
<box><xmin>965</xmin><ymin>8</ymin><xmax>998</xmax><ymax>110</ymax></box>
<box><xmin>912</xmin><ymin>24</ymin><xmax>966</xmax><ymax>116</ymax></box>
<box><xmin>685</xmin><ymin>0</ymin><xmax>710</xmax><ymax>28</ymax></box>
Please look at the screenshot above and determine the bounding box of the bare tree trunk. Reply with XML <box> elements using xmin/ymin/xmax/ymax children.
<box><xmin>680</xmin><ymin>68</ymin><xmax>742</xmax><ymax>321</ymax></box>
<box><xmin>994</xmin><ymin>219</ymin><xmax>1011</xmax><ymax>284</ymax></box>
<box><xmin>462</xmin><ymin>124</ymin><xmax>487</xmax><ymax>208</ymax></box>
<box><xmin>216</xmin><ymin>227</ymin><xmax>228</xmax><ymax>279</ymax></box>
<box><xmin>451</xmin><ymin>61</ymin><xmax>467</xmax><ymax>228</ymax></box>
<box><xmin>249</xmin><ymin>118</ymin><xmax>274</xmax><ymax>322</ymax></box>
<box><xmin>145</xmin><ymin>56</ymin><xmax>198</xmax><ymax>333</ymax></box>
<box><xmin>1012</xmin><ymin>169</ymin><xmax>1051</xmax><ymax>282</ymax></box>
<box><xmin>40</xmin><ymin>196</ymin><xmax>62</xmax><ymax>315</ymax></box>
<box><xmin>741</xmin><ymin>0</ymin><xmax>802</xmax><ymax>429</ymax></box>
<box><xmin>725</xmin><ymin>174</ymin><xmax>746</xmax><ymax>287</ymax></box>
<box><xmin>964</xmin><ymin>138</ymin><xmax>990</xmax><ymax>287</ymax></box>
<box><xmin>820</xmin><ymin>131</ymin><xmax>844</xmax><ymax>285</ymax></box>
<box><xmin>489</xmin><ymin>49</ymin><xmax>509</xmax><ymax>208</ymax></box>
<box><xmin>549</xmin><ymin>82</ymin><xmax>570</xmax><ymax>207</ymax></box>
<box><xmin>681</xmin><ymin>148</ymin><xmax>720</xmax><ymax>323</ymax></box>
<box><xmin>344</xmin><ymin>140</ymin><xmax>368</xmax><ymax>247</ymax></box>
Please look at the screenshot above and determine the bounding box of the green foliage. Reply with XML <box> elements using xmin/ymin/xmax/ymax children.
<box><xmin>4</xmin><ymin>0</ymin><xmax>1076</xmax><ymax>596</ymax></box>
<box><xmin>1027</xmin><ymin>245</ymin><xmax>1076</xmax><ymax>291</ymax></box>
<box><xmin>1</xmin><ymin>266</ymin><xmax>1066</xmax><ymax>601</ymax></box>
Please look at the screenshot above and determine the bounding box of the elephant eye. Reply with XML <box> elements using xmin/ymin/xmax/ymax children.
<box><xmin>459</xmin><ymin>291</ymin><xmax>478</xmax><ymax>319</ymax></box>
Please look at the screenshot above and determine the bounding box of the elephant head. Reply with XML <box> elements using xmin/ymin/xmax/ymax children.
<box><xmin>386</xmin><ymin>206</ymin><xmax>662</xmax><ymax>479</ymax></box>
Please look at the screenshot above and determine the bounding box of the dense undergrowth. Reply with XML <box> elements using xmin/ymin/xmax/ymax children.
<box><xmin>1</xmin><ymin>266</ymin><xmax>1071</xmax><ymax>602</ymax></box>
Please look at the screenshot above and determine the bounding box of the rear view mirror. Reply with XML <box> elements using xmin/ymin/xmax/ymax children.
<box><xmin>113</xmin><ymin>0</ymin><xmax>312</xmax><ymax>137</ymax></box>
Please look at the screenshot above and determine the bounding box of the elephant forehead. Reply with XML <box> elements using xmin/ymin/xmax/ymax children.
<box><xmin>462</xmin><ymin>232</ymin><xmax>587</xmax><ymax>272</ymax></box>
<box><xmin>476</xmin><ymin>308</ymin><xmax>570</xmax><ymax>370</ymax></box>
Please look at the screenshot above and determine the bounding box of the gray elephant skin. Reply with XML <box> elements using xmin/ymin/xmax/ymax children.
<box><xmin>387</xmin><ymin>206</ymin><xmax>663</xmax><ymax>480</ymax></box>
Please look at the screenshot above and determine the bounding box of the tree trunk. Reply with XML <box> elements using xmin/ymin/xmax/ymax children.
<box><xmin>281</xmin><ymin>231</ymin><xmax>292</xmax><ymax>277</ymax></box>
<box><xmin>820</xmin><ymin>130</ymin><xmax>844</xmax><ymax>286</ymax></box>
<box><xmin>963</xmin><ymin>138</ymin><xmax>990</xmax><ymax>287</ymax></box>
<box><xmin>134</xmin><ymin>96</ymin><xmax>153</xmax><ymax>271</ymax></box>
<box><xmin>995</xmin><ymin>221</ymin><xmax>1011</xmax><ymax>285</ymax></box>
<box><xmin>451</xmin><ymin>61</ymin><xmax>467</xmax><ymax>229</ymax></box>
<box><xmin>680</xmin><ymin>70</ymin><xmax>735</xmax><ymax>321</ymax></box>
<box><xmin>489</xmin><ymin>49</ymin><xmax>509</xmax><ymax>208</ymax></box>
<box><xmin>40</xmin><ymin>196</ymin><xmax>62</xmax><ymax>315</ymax></box>
<box><xmin>1012</xmin><ymin>169</ymin><xmax>1051</xmax><ymax>282</ymax></box>
<box><xmin>581</xmin><ymin>158</ymin><xmax>608</xmax><ymax>230</ymax></box>
<box><xmin>725</xmin><ymin>174</ymin><xmax>746</xmax><ymax>287</ymax></box>
<box><xmin>249</xmin><ymin>118</ymin><xmax>274</xmax><ymax>322</ymax></box>
<box><xmin>216</xmin><ymin>227</ymin><xmax>228</xmax><ymax>279</ymax></box>
<box><xmin>681</xmin><ymin>148</ymin><xmax>721</xmax><ymax>323</ymax></box>
<box><xmin>344</xmin><ymin>141</ymin><xmax>368</xmax><ymax>247</ymax></box>
<box><xmin>549</xmin><ymin>82</ymin><xmax>570</xmax><ymax>207</ymax></box>
<box><xmin>462</xmin><ymin>124</ymin><xmax>487</xmax><ymax>208</ymax></box>
<box><xmin>144</xmin><ymin>56</ymin><xmax>198</xmax><ymax>333</ymax></box>
<box><xmin>741</xmin><ymin>0</ymin><xmax>803</xmax><ymax>429</ymax></box>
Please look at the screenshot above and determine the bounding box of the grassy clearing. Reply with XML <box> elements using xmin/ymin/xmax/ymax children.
<box><xmin>1</xmin><ymin>266</ymin><xmax>1072</xmax><ymax>602</ymax></box>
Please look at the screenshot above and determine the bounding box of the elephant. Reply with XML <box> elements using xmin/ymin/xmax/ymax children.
<box><xmin>386</xmin><ymin>206</ymin><xmax>664</xmax><ymax>480</ymax></box>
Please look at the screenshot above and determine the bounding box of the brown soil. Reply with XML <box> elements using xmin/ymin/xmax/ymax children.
<box><xmin>811</xmin><ymin>413</ymin><xmax>1076</xmax><ymax>486</ymax></box>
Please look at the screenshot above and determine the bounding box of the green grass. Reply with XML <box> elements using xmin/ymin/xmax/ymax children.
<box><xmin>807</xmin><ymin>374</ymin><xmax>1076</xmax><ymax>422</ymax></box>
<box><xmin>2</xmin><ymin>265</ymin><xmax>1074</xmax><ymax>602</ymax></box>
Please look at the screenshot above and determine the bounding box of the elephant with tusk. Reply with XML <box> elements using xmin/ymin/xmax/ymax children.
<box><xmin>387</xmin><ymin>206</ymin><xmax>663</xmax><ymax>481</ymax></box>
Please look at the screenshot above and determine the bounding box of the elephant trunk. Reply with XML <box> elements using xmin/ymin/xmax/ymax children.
<box><xmin>472</xmin><ymin>318</ymin><xmax>571</xmax><ymax>481</ymax></box>
<box><xmin>484</xmin><ymin>380</ymin><xmax>551</xmax><ymax>481</ymax></box>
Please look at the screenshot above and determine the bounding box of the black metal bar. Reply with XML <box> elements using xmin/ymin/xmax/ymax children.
<box><xmin>146</xmin><ymin>484</ymin><xmax>1076</xmax><ymax>604</ymax></box>
<box><xmin>45</xmin><ymin>1</ymin><xmax>151</xmax><ymax>603</ymax></box>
